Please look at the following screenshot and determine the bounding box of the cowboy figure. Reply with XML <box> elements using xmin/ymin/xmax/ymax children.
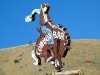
<box><xmin>25</xmin><ymin>3</ymin><xmax>54</xmax><ymax>45</ymax></box>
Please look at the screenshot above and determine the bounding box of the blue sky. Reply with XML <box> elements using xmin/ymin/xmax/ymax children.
<box><xmin>0</xmin><ymin>0</ymin><xmax>100</xmax><ymax>48</ymax></box>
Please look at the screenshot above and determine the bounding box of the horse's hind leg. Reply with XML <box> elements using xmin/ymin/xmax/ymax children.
<box><xmin>31</xmin><ymin>50</ymin><xmax>42</xmax><ymax>66</ymax></box>
<box><xmin>36</xmin><ymin>55</ymin><xmax>41</xmax><ymax>66</ymax></box>
<box><xmin>31</xmin><ymin>50</ymin><xmax>39</xmax><ymax>65</ymax></box>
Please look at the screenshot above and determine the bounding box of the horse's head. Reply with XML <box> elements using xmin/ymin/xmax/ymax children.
<box><xmin>41</xmin><ymin>3</ymin><xmax>50</xmax><ymax>13</ymax></box>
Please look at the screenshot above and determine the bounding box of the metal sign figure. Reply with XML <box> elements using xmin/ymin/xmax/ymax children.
<box><xmin>25</xmin><ymin>3</ymin><xmax>71</xmax><ymax>72</ymax></box>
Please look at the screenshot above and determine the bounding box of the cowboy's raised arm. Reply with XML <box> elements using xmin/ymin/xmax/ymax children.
<box><xmin>25</xmin><ymin>9</ymin><xmax>40</xmax><ymax>22</ymax></box>
<box><xmin>31</xmin><ymin>9</ymin><xmax>40</xmax><ymax>15</ymax></box>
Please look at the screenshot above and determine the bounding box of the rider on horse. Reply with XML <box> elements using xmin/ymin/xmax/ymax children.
<box><xmin>25</xmin><ymin>3</ymin><xmax>71</xmax><ymax>71</ymax></box>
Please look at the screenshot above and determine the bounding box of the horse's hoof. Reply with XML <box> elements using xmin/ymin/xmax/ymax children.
<box><xmin>33</xmin><ymin>62</ymin><xmax>38</xmax><ymax>65</ymax></box>
<box><xmin>38</xmin><ymin>61</ymin><xmax>41</xmax><ymax>66</ymax></box>
<box><xmin>49</xmin><ymin>61</ymin><xmax>55</xmax><ymax>65</ymax></box>
<box><xmin>57</xmin><ymin>69</ymin><xmax>62</xmax><ymax>72</ymax></box>
<box><xmin>55</xmin><ymin>67</ymin><xmax>62</xmax><ymax>72</ymax></box>
<box><xmin>57</xmin><ymin>68</ymin><xmax>62</xmax><ymax>72</ymax></box>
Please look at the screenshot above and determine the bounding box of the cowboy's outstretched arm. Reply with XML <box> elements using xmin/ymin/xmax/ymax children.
<box><xmin>31</xmin><ymin>9</ymin><xmax>40</xmax><ymax>15</ymax></box>
<box><xmin>25</xmin><ymin>9</ymin><xmax>40</xmax><ymax>22</ymax></box>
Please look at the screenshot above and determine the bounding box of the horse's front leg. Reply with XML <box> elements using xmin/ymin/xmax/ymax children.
<box><xmin>51</xmin><ymin>40</ymin><xmax>62</xmax><ymax>71</ymax></box>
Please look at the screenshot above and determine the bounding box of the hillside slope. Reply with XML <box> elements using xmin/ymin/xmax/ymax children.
<box><xmin>0</xmin><ymin>40</ymin><xmax>100</xmax><ymax>75</ymax></box>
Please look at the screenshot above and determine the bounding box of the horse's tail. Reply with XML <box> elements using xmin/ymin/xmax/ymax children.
<box><xmin>62</xmin><ymin>29</ymin><xmax>71</xmax><ymax>57</ymax></box>
<box><xmin>56</xmin><ymin>39</ymin><xmax>60</xmax><ymax>55</ymax></box>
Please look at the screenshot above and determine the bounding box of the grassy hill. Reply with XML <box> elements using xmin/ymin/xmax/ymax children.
<box><xmin>0</xmin><ymin>40</ymin><xmax>100</xmax><ymax>75</ymax></box>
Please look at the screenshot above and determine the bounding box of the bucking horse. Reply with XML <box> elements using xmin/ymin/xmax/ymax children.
<box><xmin>25</xmin><ymin>3</ymin><xmax>71</xmax><ymax>72</ymax></box>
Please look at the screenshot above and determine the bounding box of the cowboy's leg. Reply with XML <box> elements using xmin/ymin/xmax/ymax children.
<box><xmin>40</xmin><ymin>26</ymin><xmax>54</xmax><ymax>44</ymax></box>
<box><xmin>41</xmin><ymin>26</ymin><xmax>57</xmax><ymax>60</ymax></box>
<box><xmin>40</xmin><ymin>26</ymin><xmax>55</xmax><ymax>63</ymax></box>
<box><xmin>45</xmin><ymin>27</ymin><xmax>55</xmax><ymax>62</ymax></box>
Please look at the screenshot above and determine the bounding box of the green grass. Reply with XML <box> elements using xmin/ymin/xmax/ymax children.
<box><xmin>0</xmin><ymin>40</ymin><xmax>100</xmax><ymax>75</ymax></box>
